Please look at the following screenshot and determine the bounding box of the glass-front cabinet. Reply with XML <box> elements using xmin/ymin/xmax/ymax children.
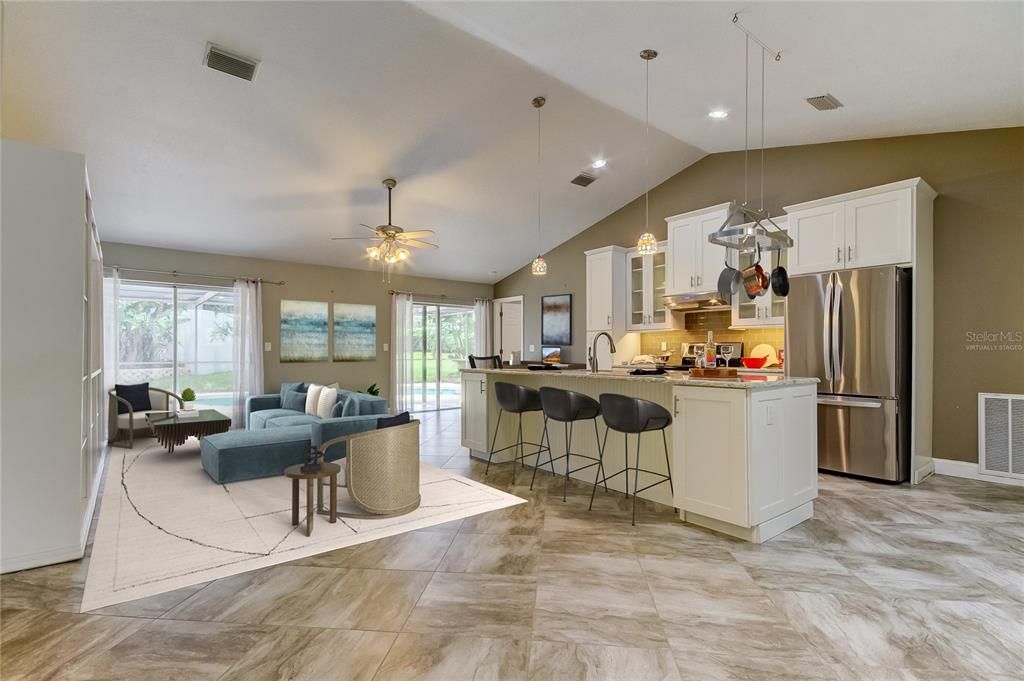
<box><xmin>731</xmin><ymin>218</ymin><xmax>788</xmax><ymax>328</ymax></box>
<box><xmin>627</xmin><ymin>241</ymin><xmax>670</xmax><ymax>331</ymax></box>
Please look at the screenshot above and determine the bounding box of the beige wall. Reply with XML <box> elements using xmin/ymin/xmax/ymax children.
<box><xmin>496</xmin><ymin>127</ymin><xmax>1024</xmax><ymax>463</ymax></box>
<box><xmin>102</xmin><ymin>242</ymin><xmax>493</xmax><ymax>398</ymax></box>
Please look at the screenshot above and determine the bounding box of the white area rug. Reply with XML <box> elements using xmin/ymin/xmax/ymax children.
<box><xmin>81</xmin><ymin>440</ymin><xmax>524</xmax><ymax>612</ymax></box>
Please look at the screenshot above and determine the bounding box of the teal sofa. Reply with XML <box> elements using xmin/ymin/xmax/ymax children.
<box><xmin>199</xmin><ymin>382</ymin><xmax>390</xmax><ymax>484</ymax></box>
<box><xmin>245</xmin><ymin>382</ymin><xmax>388</xmax><ymax>429</ymax></box>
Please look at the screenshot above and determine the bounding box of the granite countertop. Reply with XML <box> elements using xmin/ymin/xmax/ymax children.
<box><xmin>460</xmin><ymin>367</ymin><xmax>818</xmax><ymax>391</ymax></box>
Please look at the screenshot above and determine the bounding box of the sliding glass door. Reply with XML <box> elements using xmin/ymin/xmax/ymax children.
<box><xmin>116</xmin><ymin>281</ymin><xmax>234</xmax><ymax>414</ymax></box>
<box><xmin>409</xmin><ymin>303</ymin><xmax>474</xmax><ymax>411</ymax></box>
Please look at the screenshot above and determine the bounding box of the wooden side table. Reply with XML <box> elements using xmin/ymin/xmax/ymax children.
<box><xmin>284</xmin><ymin>463</ymin><xmax>340</xmax><ymax>536</ymax></box>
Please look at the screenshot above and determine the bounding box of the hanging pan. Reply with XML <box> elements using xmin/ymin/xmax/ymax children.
<box><xmin>717</xmin><ymin>259</ymin><xmax>741</xmax><ymax>300</ymax></box>
<box><xmin>770</xmin><ymin>248</ymin><xmax>789</xmax><ymax>297</ymax></box>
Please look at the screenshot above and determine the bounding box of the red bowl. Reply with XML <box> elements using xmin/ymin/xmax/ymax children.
<box><xmin>741</xmin><ymin>357</ymin><xmax>767</xmax><ymax>369</ymax></box>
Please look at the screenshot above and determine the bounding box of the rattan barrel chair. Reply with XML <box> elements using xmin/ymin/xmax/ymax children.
<box><xmin>108</xmin><ymin>387</ymin><xmax>184</xmax><ymax>448</ymax></box>
<box><xmin>317</xmin><ymin>419</ymin><xmax>421</xmax><ymax>518</ymax></box>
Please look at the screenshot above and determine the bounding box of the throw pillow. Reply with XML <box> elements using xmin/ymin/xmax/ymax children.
<box><xmin>377</xmin><ymin>411</ymin><xmax>411</xmax><ymax>429</ymax></box>
<box><xmin>282</xmin><ymin>389</ymin><xmax>306</xmax><ymax>412</ymax></box>
<box><xmin>115</xmin><ymin>383</ymin><xmax>152</xmax><ymax>414</ymax></box>
<box><xmin>316</xmin><ymin>387</ymin><xmax>338</xmax><ymax>419</ymax></box>
<box><xmin>305</xmin><ymin>384</ymin><xmax>324</xmax><ymax>416</ymax></box>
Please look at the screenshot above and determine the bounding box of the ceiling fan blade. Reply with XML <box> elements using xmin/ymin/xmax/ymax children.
<box><xmin>396</xmin><ymin>229</ymin><xmax>436</xmax><ymax>239</ymax></box>
<box><xmin>331</xmin><ymin>236</ymin><xmax>381</xmax><ymax>241</ymax></box>
<box><xmin>359</xmin><ymin>223</ymin><xmax>381</xmax><ymax>233</ymax></box>
<box><xmin>401</xmin><ymin>239</ymin><xmax>440</xmax><ymax>250</ymax></box>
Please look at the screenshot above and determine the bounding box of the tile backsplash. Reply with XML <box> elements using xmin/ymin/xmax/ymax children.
<box><xmin>639</xmin><ymin>310</ymin><xmax>784</xmax><ymax>361</ymax></box>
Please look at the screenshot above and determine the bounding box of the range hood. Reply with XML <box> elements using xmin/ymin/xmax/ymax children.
<box><xmin>663</xmin><ymin>291</ymin><xmax>731</xmax><ymax>312</ymax></box>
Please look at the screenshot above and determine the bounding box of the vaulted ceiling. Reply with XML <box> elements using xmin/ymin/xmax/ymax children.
<box><xmin>3</xmin><ymin>2</ymin><xmax>1020</xmax><ymax>283</ymax></box>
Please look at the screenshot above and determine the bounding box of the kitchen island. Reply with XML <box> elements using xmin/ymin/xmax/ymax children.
<box><xmin>461</xmin><ymin>368</ymin><xmax>818</xmax><ymax>542</ymax></box>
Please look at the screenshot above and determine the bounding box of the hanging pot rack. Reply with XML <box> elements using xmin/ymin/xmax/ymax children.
<box><xmin>709</xmin><ymin>13</ymin><xmax>792</xmax><ymax>255</ymax></box>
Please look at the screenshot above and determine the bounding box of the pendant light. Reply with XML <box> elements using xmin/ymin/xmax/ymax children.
<box><xmin>636</xmin><ymin>49</ymin><xmax>658</xmax><ymax>256</ymax></box>
<box><xmin>530</xmin><ymin>96</ymin><xmax>548</xmax><ymax>276</ymax></box>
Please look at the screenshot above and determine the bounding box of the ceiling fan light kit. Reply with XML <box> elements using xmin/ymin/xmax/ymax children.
<box><xmin>330</xmin><ymin>177</ymin><xmax>438</xmax><ymax>282</ymax></box>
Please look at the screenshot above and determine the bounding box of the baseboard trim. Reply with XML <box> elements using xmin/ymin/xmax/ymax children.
<box><xmin>932</xmin><ymin>458</ymin><xmax>1024</xmax><ymax>488</ymax></box>
<box><xmin>1</xmin><ymin>544</ymin><xmax>85</xmax><ymax>574</ymax></box>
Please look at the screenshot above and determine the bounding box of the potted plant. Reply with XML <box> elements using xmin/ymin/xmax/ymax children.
<box><xmin>365</xmin><ymin>384</ymin><xmax>380</xmax><ymax>396</ymax></box>
<box><xmin>180</xmin><ymin>387</ymin><xmax>196</xmax><ymax>411</ymax></box>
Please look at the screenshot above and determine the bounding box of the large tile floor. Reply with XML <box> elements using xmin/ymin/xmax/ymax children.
<box><xmin>2</xmin><ymin>409</ymin><xmax>1023</xmax><ymax>680</ymax></box>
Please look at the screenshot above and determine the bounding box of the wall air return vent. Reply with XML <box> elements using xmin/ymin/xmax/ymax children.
<box><xmin>978</xmin><ymin>393</ymin><xmax>1024</xmax><ymax>480</ymax></box>
<box><xmin>570</xmin><ymin>172</ymin><xmax>597</xmax><ymax>187</ymax></box>
<box><xmin>806</xmin><ymin>93</ymin><xmax>843</xmax><ymax>111</ymax></box>
<box><xmin>204</xmin><ymin>44</ymin><xmax>260</xmax><ymax>82</ymax></box>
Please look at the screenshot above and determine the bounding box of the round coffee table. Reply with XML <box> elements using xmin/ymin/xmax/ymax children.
<box><xmin>284</xmin><ymin>462</ymin><xmax>340</xmax><ymax>536</ymax></box>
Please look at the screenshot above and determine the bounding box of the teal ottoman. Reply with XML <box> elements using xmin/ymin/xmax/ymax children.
<box><xmin>200</xmin><ymin>415</ymin><xmax>382</xmax><ymax>483</ymax></box>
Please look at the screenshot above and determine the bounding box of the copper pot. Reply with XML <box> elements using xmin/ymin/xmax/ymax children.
<box><xmin>741</xmin><ymin>262</ymin><xmax>769</xmax><ymax>298</ymax></box>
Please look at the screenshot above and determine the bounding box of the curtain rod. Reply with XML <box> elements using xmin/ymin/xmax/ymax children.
<box><xmin>107</xmin><ymin>265</ymin><xmax>285</xmax><ymax>286</ymax></box>
<box><xmin>388</xmin><ymin>289</ymin><xmax>479</xmax><ymax>305</ymax></box>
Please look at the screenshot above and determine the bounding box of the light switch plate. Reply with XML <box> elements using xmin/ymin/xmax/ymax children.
<box><xmin>529</xmin><ymin>345</ymin><xmax>535</xmax><ymax>352</ymax></box>
<box><xmin>660</xmin><ymin>342</ymin><xmax>667</xmax><ymax>351</ymax></box>
<box><xmin>264</xmin><ymin>342</ymin><xmax>272</xmax><ymax>352</ymax></box>
<box><xmin>383</xmin><ymin>343</ymin><xmax>389</xmax><ymax>352</ymax></box>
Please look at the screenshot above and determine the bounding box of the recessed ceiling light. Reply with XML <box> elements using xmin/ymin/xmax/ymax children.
<box><xmin>591</xmin><ymin>159</ymin><xmax>607</xmax><ymax>169</ymax></box>
<box><xmin>708</xmin><ymin>110</ymin><xmax>728</xmax><ymax>119</ymax></box>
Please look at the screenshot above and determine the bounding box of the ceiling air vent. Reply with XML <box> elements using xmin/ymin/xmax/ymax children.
<box><xmin>570</xmin><ymin>172</ymin><xmax>597</xmax><ymax>187</ymax></box>
<box><xmin>806</xmin><ymin>93</ymin><xmax>843</xmax><ymax>111</ymax></box>
<box><xmin>204</xmin><ymin>44</ymin><xmax>260</xmax><ymax>82</ymax></box>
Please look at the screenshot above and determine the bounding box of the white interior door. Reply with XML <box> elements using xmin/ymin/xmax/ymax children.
<box><xmin>494</xmin><ymin>298</ymin><xmax>523</xmax><ymax>361</ymax></box>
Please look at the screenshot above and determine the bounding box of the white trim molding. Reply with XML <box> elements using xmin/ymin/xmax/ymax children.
<box><xmin>932</xmin><ymin>458</ymin><xmax>1024</xmax><ymax>488</ymax></box>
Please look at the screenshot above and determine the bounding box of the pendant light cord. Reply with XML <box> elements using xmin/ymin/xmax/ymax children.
<box><xmin>760</xmin><ymin>46</ymin><xmax>766</xmax><ymax>213</ymax></box>
<box><xmin>644</xmin><ymin>54</ymin><xmax>650</xmax><ymax>233</ymax></box>
<box><xmin>743</xmin><ymin>34</ymin><xmax>749</xmax><ymax>207</ymax></box>
<box><xmin>536</xmin><ymin>101</ymin><xmax>541</xmax><ymax>255</ymax></box>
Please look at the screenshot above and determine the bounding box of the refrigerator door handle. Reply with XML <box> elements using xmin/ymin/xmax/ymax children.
<box><xmin>818</xmin><ymin>396</ymin><xmax>884</xmax><ymax>409</ymax></box>
<box><xmin>823</xmin><ymin>274</ymin><xmax>834</xmax><ymax>382</ymax></box>
<box><xmin>831</xmin><ymin>275</ymin><xmax>844</xmax><ymax>378</ymax></box>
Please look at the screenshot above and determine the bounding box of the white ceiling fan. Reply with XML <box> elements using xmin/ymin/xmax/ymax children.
<box><xmin>331</xmin><ymin>178</ymin><xmax>439</xmax><ymax>279</ymax></box>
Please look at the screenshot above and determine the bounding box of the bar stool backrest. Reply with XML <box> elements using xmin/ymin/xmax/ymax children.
<box><xmin>599</xmin><ymin>393</ymin><xmax>672</xmax><ymax>433</ymax></box>
<box><xmin>494</xmin><ymin>381</ymin><xmax>542</xmax><ymax>413</ymax></box>
<box><xmin>468</xmin><ymin>355</ymin><xmax>502</xmax><ymax>369</ymax></box>
<box><xmin>539</xmin><ymin>387</ymin><xmax>601</xmax><ymax>422</ymax></box>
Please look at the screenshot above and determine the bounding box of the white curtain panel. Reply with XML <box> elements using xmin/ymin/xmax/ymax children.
<box><xmin>390</xmin><ymin>292</ymin><xmax>414</xmax><ymax>413</ymax></box>
<box><xmin>232</xmin><ymin>280</ymin><xmax>264</xmax><ymax>428</ymax></box>
<box><xmin>473</xmin><ymin>298</ymin><xmax>493</xmax><ymax>357</ymax></box>
<box><xmin>103</xmin><ymin>267</ymin><xmax>120</xmax><ymax>391</ymax></box>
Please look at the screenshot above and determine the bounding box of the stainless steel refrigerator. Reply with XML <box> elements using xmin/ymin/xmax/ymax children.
<box><xmin>786</xmin><ymin>265</ymin><xmax>911</xmax><ymax>482</ymax></box>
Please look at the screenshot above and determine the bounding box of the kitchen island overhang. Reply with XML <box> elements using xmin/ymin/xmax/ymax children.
<box><xmin>460</xmin><ymin>368</ymin><xmax>819</xmax><ymax>543</ymax></box>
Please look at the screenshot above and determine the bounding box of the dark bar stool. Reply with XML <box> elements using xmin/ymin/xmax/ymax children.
<box><xmin>486</xmin><ymin>382</ymin><xmax>549</xmax><ymax>484</ymax></box>
<box><xmin>594</xmin><ymin>393</ymin><xmax>674</xmax><ymax>525</ymax></box>
<box><xmin>535</xmin><ymin>387</ymin><xmax>609</xmax><ymax>499</ymax></box>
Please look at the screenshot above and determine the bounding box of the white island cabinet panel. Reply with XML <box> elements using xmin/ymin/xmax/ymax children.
<box><xmin>672</xmin><ymin>382</ymin><xmax>818</xmax><ymax>543</ymax></box>
<box><xmin>461</xmin><ymin>372</ymin><xmax>488</xmax><ymax>452</ymax></box>
<box><xmin>748</xmin><ymin>386</ymin><xmax>818</xmax><ymax>525</ymax></box>
<box><xmin>674</xmin><ymin>387</ymin><xmax>749</xmax><ymax>526</ymax></box>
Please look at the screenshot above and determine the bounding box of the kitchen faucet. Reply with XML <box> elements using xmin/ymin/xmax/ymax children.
<box><xmin>589</xmin><ymin>332</ymin><xmax>617</xmax><ymax>373</ymax></box>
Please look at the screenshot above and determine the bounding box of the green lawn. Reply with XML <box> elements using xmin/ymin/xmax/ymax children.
<box><xmin>149</xmin><ymin>371</ymin><xmax>233</xmax><ymax>393</ymax></box>
<box><xmin>410</xmin><ymin>353</ymin><xmax>465</xmax><ymax>382</ymax></box>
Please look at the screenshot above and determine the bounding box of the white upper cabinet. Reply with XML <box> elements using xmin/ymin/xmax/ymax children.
<box><xmin>665</xmin><ymin>202</ymin><xmax>734</xmax><ymax>295</ymax></box>
<box><xmin>585</xmin><ymin>246</ymin><xmax>627</xmax><ymax>333</ymax></box>
<box><xmin>844</xmin><ymin>188</ymin><xmax>912</xmax><ymax>269</ymax></box>
<box><xmin>787</xmin><ymin>203</ymin><xmax>845</xmax><ymax>275</ymax></box>
<box><xmin>785</xmin><ymin>179</ymin><xmax>928</xmax><ymax>275</ymax></box>
<box><xmin>627</xmin><ymin>241</ymin><xmax>670</xmax><ymax>331</ymax></box>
